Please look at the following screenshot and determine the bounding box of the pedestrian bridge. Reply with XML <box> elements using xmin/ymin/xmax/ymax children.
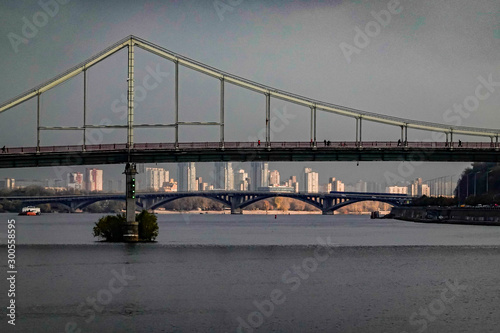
<box><xmin>0</xmin><ymin>35</ymin><xmax>499</xmax><ymax>168</ymax></box>
<box><xmin>2</xmin><ymin>191</ymin><xmax>412</xmax><ymax>215</ymax></box>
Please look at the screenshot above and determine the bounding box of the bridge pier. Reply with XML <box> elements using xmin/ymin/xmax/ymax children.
<box><xmin>230</xmin><ymin>194</ymin><xmax>244</xmax><ymax>214</ymax></box>
<box><xmin>322</xmin><ymin>197</ymin><xmax>334</xmax><ymax>215</ymax></box>
<box><xmin>67</xmin><ymin>201</ymin><xmax>78</xmax><ymax>213</ymax></box>
<box><xmin>123</xmin><ymin>163</ymin><xmax>139</xmax><ymax>242</ymax></box>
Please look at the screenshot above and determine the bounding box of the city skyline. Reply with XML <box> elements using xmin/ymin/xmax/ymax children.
<box><xmin>0</xmin><ymin>161</ymin><xmax>457</xmax><ymax>197</ymax></box>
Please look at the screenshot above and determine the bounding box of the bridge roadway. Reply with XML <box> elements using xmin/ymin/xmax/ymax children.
<box><xmin>1</xmin><ymin>191</ymin><xmax>412</xmax><ymax>215</ymax></box>
<box><xmin>0</xmin><ymin>141</ymin><xmax>499</xmax><ymax>168</ymax></box>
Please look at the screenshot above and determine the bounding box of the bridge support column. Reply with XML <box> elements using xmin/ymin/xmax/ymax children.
<box><xmin>123</xmin><ymin>163</ymin><xmax>139</xmax><ymax>242</ymax></box>
<box><xmin>83</xmin><ymin>68</ymin><xmax>87</xmax><ymax>151</ymax></box>
<box><xmin>322</xmin><ymin>197</ymin><xmax>334</xmax><ymax>215</ymax></box>
<box><xmin>140</xmin><ymin>198</ymin><xmax>150</xmax><ymax>211</ymax></box>
<box><xmin>37</xmin><ymin>93</ymin><xmax>41</xmax><ymax>152</ymax></box>
<box><xmin>404</xmin><ymin>124</ymin><xmax>408</xmax><ymax>147</ymax></box>
<box><xmin>220</xmin><ymin>77</ymin><xmax>225</xmax><ymax>149</ymax></box>
<box><xmin>175</xmin><ymin>60</ymin><xmax>179</xmax><ymax>149</ymax></box>
<box><xmin>265</xmin><ymin>93</ymin><xmax>271</xmax><ymax>149</ymax></box>
<box><xmin>68</xmin><ymin>201</ymin><xmax>78</xmax><ymax>213</ymax></box>
<box><xmin>230</xmin><ymin>195</ymin><xmax>244</xmax><ymax>214</ymax></box>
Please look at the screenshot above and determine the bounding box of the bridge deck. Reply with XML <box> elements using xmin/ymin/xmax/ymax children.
<box><xmin>0</xmin><ymin>141</ymin><xmax>499</xmax><ymax>168</ymax></box>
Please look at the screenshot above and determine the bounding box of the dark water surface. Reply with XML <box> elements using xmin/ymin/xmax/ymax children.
<box><xmin>1</xmin><ymin>213</ymin><xmax>500</xmax><ymax>332</ymax></box>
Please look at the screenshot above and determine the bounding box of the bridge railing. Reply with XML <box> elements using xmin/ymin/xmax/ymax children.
<box><xmin>1</xmin><ymin>141</ymin><xmax>496</xmax><ymax>154</ymax></box>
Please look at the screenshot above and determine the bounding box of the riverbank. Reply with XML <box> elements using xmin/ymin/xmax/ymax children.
<box><xmin>390</xmin><ymin>206</ymin><xmax>500</xmax><ymax>226</ymax></box>
<box><xmin>151</xmin><ymin>209</ymin><xmax>392</xmax><ymax>215</ymax></box>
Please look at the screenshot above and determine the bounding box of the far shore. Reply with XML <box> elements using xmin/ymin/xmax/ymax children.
<box><xmin>8</xmin><ymin>210</ymin><xmax>391</xmax><ymax>215</ymax></box>
<box><xmin>150</xmin><ymin>209</ymin><xmax>392</xmax><ymax>215</ymax></box>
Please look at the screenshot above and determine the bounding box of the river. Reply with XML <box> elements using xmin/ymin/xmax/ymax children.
<box><xmin>1</xmin><ymin>213</ymin><xmax>499</xmax><ymax>332</ymax></box>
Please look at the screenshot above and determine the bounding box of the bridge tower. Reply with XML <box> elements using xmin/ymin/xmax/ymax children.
<box><xmin>123</xmin><ymin>163</ymin><xmax>139</xmax><ymax>242</ymax></box>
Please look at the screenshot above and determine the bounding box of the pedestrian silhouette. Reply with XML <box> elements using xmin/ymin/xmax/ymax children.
<box><xmin>458</xmin><ymin>140</ymin><xmax>462</xmax><ymax>147</ymax></box>
<box><xmin>327</xmin><ymin>140</ymin><xmax>331</xmax><ymax>146</ymax></box>
<box><xmin>258</xmin><ymin>140</ymin><xmax>260</xmax><ymax>146</ymax></box>
<box><xmin>397</xmin><ymin>139</ymin><xmax>401</xmax><ymax>146</ymax></box>
<box><xmin>324</xmin><ymin>139</ymin><xmax>327</xmax><ymax>146</ymax></box>
<box><xmin>1</xmin><ymin>146</ymin><xmax>5</xmax><ymax>153</ymax></box>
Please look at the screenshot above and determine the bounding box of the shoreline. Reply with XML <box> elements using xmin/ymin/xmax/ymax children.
<box><xmin>151</xmin><ymin>209</ymin><xmax>392</xmax><ymax>215</ymax></box>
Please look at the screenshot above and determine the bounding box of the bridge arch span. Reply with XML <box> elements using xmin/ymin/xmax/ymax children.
<box><xmin>237</xmin><ymin>194</ymin><xmax>323</xmax><ymax>211</ymax></box>
<box><xmin>325</xmin><ymin>199</ymin><xmax>398</xmax><ymax>214</ymax></box>
<box><xmin>148</xmin><ymin>193</ymin><xmax>231</xmax><ymax>211</ymax></box>
<box><xmin>75</xmin><ymin>198</ymin><xmax>127</xmax><ymax>211</ymax></box>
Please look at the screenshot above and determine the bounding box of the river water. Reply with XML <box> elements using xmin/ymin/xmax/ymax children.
<box><xmin>1</xmin><ymin>213</ymin><xmax>500</xmax><ymax>332</ymax></box>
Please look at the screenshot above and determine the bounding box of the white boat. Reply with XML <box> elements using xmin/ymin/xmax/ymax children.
<box><xmin>19</xmin><ymin>206</ymin><xmax>41</xmax><ymax>216</ymax></box>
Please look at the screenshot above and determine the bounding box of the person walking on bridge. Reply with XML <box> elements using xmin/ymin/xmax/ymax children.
<box><xmin>1</xmin><ymin>146</ymin><xmax>5</xmax><ymax>153</ymax></box>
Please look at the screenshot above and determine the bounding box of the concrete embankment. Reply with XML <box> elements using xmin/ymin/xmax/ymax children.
<box><xmin>390</xmin><ymin>206</ymin><xmax>500</xmax><ymax>226</ymax></box>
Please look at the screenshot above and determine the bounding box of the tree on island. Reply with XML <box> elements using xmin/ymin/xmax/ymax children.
<box><xmin>93</xmin><ymin>210</ymin><xmax>159</xmax><ymax>242</ymax></box>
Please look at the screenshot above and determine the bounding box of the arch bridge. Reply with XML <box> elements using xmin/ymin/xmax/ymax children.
<box><xmin>1</xmin><ymin>191</ymin><xmax>411</xmax><ymax>215</ymax></box>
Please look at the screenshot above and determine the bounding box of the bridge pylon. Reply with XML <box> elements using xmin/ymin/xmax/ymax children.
<box><xmin>123</xmin><ymin>163</ymin><xmax>139</xmax><ymax>242</ymax></box>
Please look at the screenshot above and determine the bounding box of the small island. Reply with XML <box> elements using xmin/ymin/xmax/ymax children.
<box><xmin>93</xmin><ymin>210</ymin><xmax>159</xmax><ymax>242</ymax></box>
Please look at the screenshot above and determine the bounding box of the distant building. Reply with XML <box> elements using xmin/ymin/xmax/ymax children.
<box><xmin>144</xmin><ymin>167</ymin><xmax>169</xmax><ymax>191</ymax></box>
<box><xmin>386</xmin><ymin>186</ymin><xmax>408</xmax><ymax>194</ymax></box>
<box><xmin>13</xmin><ymin>179</ymin><xmax>49</xmax><ymax>188</ymax></box>
<box><xmin>327</xmin><ymin>177</ymin><xmax>345</xmax><ymax>192</ymax></box>
<box><xmin>269</xmin><ymin>170</ymin><xmax>280</xmax><ymax>186</ymax></box>
<box><xmin>67</xmin><ymin>172</ymin><xmax>84</xmax><ymax>190</ymax></box>
<box><xmin>0</xmin><ymin>178</ymin><xmax>15</xmax><ymax>190</ymax></box>
<box><xmin>234</xmin><ymin>169</ymin><xmax>249</xmax><ymax>191</ymax></box>
<box><xmin>250</xmin><ymin>162</ymin><xmax>269</xmax><ymax>190</ymax></box>
<box><xmin>304</xmin><ymin>168</ymin><xmax>319</xmax><ymax>193</ymax></box>
<box><xmin>258</xmin><ymin>186</ymin><xmax>294</xmax><ymax>193</ymax></box>
<box><xmin>85</xmin><ymin>168</ymin><xmax>103</xmax><ymax>192</ymax></box>
<box><xmin>178</xmin><ymin>162</ymin><xmax>197</xmax><ymax>191</ymax></box>
<box><xmin>284</xmin><ymin>176</ymin><xmax>299</xmax><ymax>193</ymax></box>
<box><xmin>367</xmin><ymin>181</ymin><xmax>383</xmax><ymax>193</ymax></box>
<box><xmin>163</xmin><ymin>179</ymin><xmax>177</xmax><ymax>192</ymax></box>
<box><xmin>408</xmin><ymin>178</ymin><xmax>423</xmax><ymax>196</ymax></box>
<box><xmin>214</xmin><ymin>162</ymin><xmax>234</xmax><ymax>190</ymax></box>
<box><xmin>355</xmin><ymin>180</ymin><xmax>367</xmax><ymax>193</ymax></box>
<box><xmin>422</xmin><ymin>184</ymin><xmax>430</xmax><ymax>197</ymax></box>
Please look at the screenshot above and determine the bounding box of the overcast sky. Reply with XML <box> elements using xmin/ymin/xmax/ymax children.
<box><xmin>0</xmin><ymin>0</ymin><xmax>499</xmax><ymax>186</ymax></box>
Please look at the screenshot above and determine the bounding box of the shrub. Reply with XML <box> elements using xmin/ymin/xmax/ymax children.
<box><xmin>93</xmin><ymin>210</ymin><xmax>159</xmax><ymax>242</ymax></box>
<box><xmin>93</xmin><ymin>214</ymin><xmax>125</xmax><ymax>242</ymax></box>
<box><xmin>137</xmin><ymin>210</ymin><xmax>159</xmax><ymax>241</ymax></box>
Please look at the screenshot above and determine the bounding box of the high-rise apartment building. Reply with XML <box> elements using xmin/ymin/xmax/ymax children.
<box><xmin>304</xmin><ymin>168</ymin><xmax>319</xmax><ymax>193</ymax></box>
<box><xmin>284</xmin><ymin>176</ymin><xmax>299</xmax><ymax>193</ymax></box>
<box><xmin>250</xmin><ymin>162</ymin><xmax>269</xmax><ymax>190</ymax></box>
<box><xmin>355</xmin><ymin>180</ymin><xmax>368</xmax><ymax>193</ymax></box>
<box><xmin>235</xmin><ymin>169</ymin><xmax>249</xmax><ymax>191</ymax></box>
<box><xmin>144</xmin><ymin>167</ymin><xmax>169</xmax><ymax>191</ymax></box>
<box><xmin>178</xmin><ymin>162</ymin><xmax>197</xmax><ymax>191</ymax></box>
<box><xmin>85</xmin><ymin>168</ymin><xmax>103</xmax><ymax>192</ymax></box>
<box><xmin>67</xmin><ymin>172</ymin><xmax>84</xmax><ymax>190</ymax></box>
<box><xmin>269</xmin><ymin>170</ymin><xmax>280</xmax><ymax>186</ymax></box>
<box><xmin>327</xmin><ymin>177</ymin><xmax>345</xmax><ymax>192</ymax></box>
<box><xmin>0</xmin><ymin>178</ymin><xmax>15</xmax><ymax>190</ymax></box>
<box><xmin>214</xmin><ymin>162</ymin><xmax>234</xmax><ymax>190</ymax></box>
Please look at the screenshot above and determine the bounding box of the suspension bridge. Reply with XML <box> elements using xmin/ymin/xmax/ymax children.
<box><xmin>0</xmin><ymin>35</ymin><xmax>499</xmax><ymax>169</ymax></box>
<box><xmin>1</xmin><ymin>35</ymin><xmax>498</xmax><ymax>240</ymax></box>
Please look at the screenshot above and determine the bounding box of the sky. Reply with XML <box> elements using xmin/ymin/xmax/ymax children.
<box><xmin>0</xmin><ymin>0</ymin><xmax>499</xmax><ymax>187</ymax></box>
